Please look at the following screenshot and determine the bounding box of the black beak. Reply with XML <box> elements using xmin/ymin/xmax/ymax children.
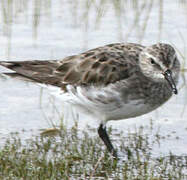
<box><xmin>164</xmin><ymin>69</ymin><xmax>178</xmax><ymax>94</ymax></box>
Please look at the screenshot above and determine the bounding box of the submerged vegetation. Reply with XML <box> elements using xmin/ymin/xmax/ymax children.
<box><xmin>1</xmin><ymin>0</ymin><xmax>187</xmax><ymax>44</ymax></box>
<box><xmin>0</xmin><ymin>123</ymin><xmax>187</xmax><ymax>179</ymax></box>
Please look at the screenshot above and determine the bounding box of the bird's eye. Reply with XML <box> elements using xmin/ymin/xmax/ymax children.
<box><xmin>150</xmin><ymin>58</ymin><xmax>155</xmax><ymax>64</ymax></box>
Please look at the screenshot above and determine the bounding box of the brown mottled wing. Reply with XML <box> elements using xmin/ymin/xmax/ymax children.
<box><xmin>56</xmin><ymin>43</ymin><xmax>144</xmax><ymax>86</ymax></box>
<box><xmin>0</xmin><ymin>43</ymin><xmax>144</xmax><ymax>88</ymax></box>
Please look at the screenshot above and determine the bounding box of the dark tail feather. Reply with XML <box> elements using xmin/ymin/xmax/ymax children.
<box><xmin>2</xmin><ymin>72</ymin><xmax>37</xmax><ymax>83</ymax></box>
<box><xmin>0</xmin><ymin>60</ymin><xmax>59</xmax><ymax>74</ymax></box>
<box><xmin>0</xmin><ymin>61</ymin><xmax>16</xmax><ymax>69</ymax></box>
<box><xmin>0</xmin><ymin>60</ymin><xmax>64</xmax><ymax>87</ymax></box>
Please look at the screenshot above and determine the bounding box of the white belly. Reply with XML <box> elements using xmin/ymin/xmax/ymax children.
<box><xmin>56</xmin><ymin>84</ymin><xmax>161</xmax><ymax>123</ymax></box>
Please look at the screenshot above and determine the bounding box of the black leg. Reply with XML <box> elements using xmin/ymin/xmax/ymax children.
<box><xmin>98</xmin><ymin>124</ymin><xmax>117</xmax><ymax>158</ymax></box>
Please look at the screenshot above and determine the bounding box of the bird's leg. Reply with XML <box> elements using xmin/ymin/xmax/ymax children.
<box><xmin>98</xmin><ymin>124</ymin><xmax>117</xmax><ymax>158</ymax></box>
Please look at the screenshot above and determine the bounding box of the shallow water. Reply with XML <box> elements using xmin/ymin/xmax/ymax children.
<box><xmin>0</xmin><ymin>0</ymin><xmax>187</xmax><ymax>156</ymax></box>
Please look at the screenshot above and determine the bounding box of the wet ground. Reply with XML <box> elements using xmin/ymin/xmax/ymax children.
<box><xmin>0</xmin><ymin>0</ymin><xmax>187</xmax><ymax>156</ymax></box>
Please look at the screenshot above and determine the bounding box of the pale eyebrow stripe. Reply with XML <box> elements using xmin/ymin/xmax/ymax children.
<box><xmin>144</xmin><ymin>52</ymin><xmax>156</xmax><ymax>60</ymax></box>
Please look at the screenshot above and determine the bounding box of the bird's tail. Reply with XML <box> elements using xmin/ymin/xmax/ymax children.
<box><xmin>0</xmin><ymin>60</ymin><xmax>63</xmax><ymax>87</ymax></box>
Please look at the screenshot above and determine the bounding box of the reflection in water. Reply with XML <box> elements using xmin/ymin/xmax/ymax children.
<box><xmin>0</xmin><ymin>0</ymin><xmax>187</xmax><ymax>53</ymax></box>
<box><xmin>1</xmin><ymin>0</ymin><xmax>13</xmax><ymax>57</ymax></box>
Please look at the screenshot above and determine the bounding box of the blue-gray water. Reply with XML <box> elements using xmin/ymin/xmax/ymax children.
<box><xmin>0</xmin><ymin>0</ymin><xmax>187</xmax><ymax>156</ymax></box>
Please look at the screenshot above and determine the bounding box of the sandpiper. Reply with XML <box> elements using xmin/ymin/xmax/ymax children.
<box><xmin>0</xmin><ymin>43</ymin><xmax>180</xmax><ymax>158</ymax></box>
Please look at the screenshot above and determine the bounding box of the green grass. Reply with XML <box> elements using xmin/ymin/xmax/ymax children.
<box><xmin>0</xmin><ymin>123</ymin><xmax>187</xmax><ymax>179</ymax></box>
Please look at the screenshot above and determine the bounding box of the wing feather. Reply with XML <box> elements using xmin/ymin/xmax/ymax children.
<box><xmin>0</xmin><ymin>43</ymin><xmax>144</xmax><ymax>88</ymax></box>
